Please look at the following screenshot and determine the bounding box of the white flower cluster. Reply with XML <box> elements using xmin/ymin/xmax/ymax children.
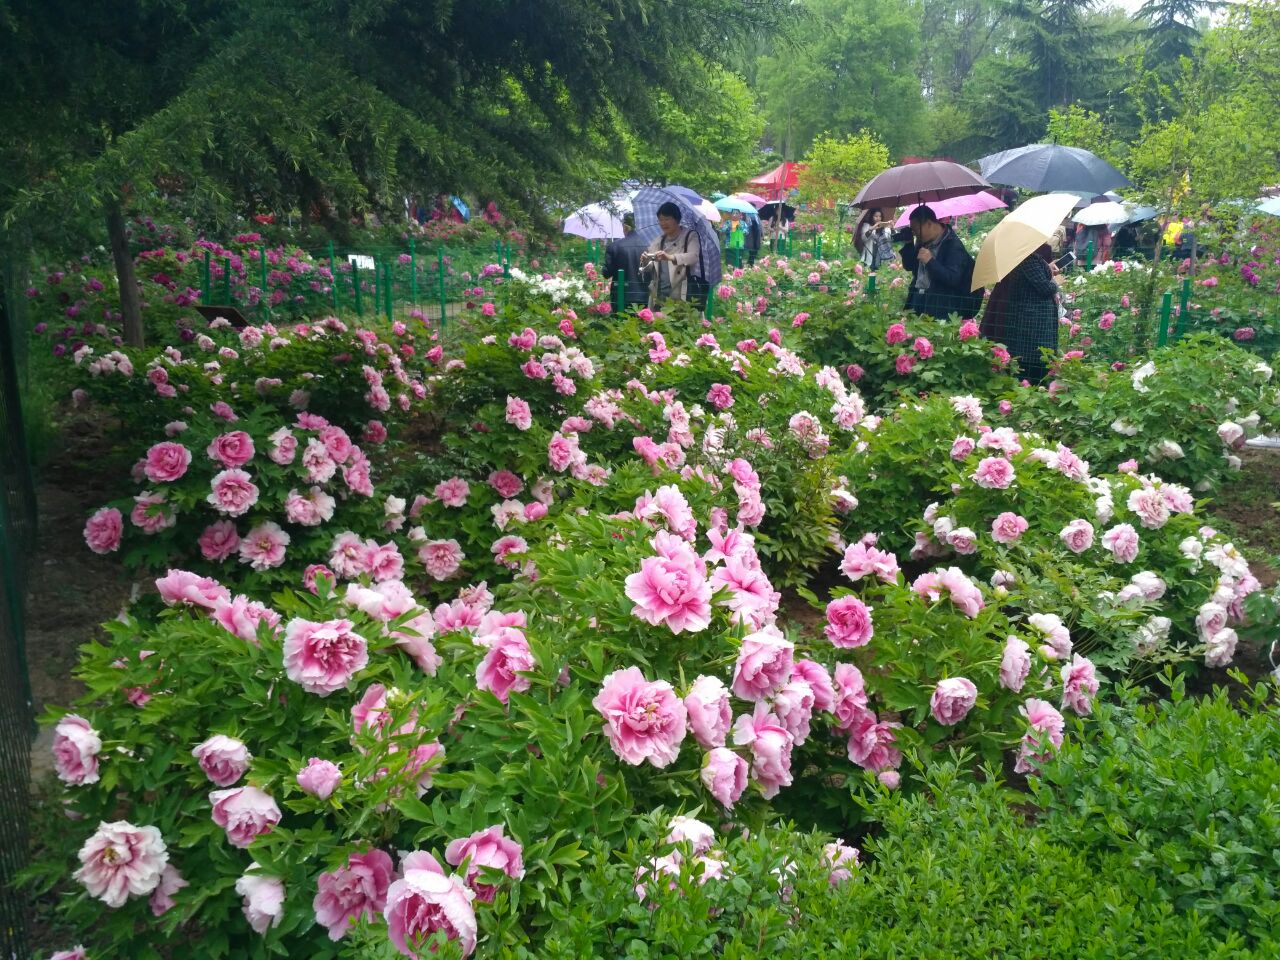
<box><xmin>508</xmin><ymin>267</ymin><xmax>594</xmax><ymax>306</ymax></box>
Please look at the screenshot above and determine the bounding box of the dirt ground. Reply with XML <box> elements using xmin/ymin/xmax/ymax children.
<box><xmin>24</xmin><ymin>410</ymin><xmax>135</xmax><ymax>779</ymax></box>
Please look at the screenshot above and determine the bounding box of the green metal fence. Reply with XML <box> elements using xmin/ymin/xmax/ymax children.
<box><xmin>0</xmin><ymin>253</ymin><xmax>36</xmax><ymax>960</ymax></box>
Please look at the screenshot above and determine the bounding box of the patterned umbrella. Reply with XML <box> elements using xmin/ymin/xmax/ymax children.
<box><xmin>632</xmin><ymin>186</ymin><xmax>723</xmax><ymax>287</ymax></box>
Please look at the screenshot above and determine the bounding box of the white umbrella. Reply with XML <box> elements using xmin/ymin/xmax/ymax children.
<box><xmin>696</xmin><ymin>199</ymin><xmax>722</xmax><ymax>223</ymax></box>
<box><xmin>563</xmin><ymin>203</ymin><xmax>625</xmax><ymax>240</ymax></box>
<box><xmin>1074</xmin><ymin>201</ymin><xmax>1128</xmax><ymax>226</ymax></box>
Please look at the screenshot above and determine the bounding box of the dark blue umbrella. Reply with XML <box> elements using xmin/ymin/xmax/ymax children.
<box><xmin>632</xmin><ymin>186</ymin><xmax>723</xmax><ymax>287</ymax></box>
<box><xmin>977</xmin><ymin>144</ymin><xmax>1131</xmax><ymax>194</ymax></box>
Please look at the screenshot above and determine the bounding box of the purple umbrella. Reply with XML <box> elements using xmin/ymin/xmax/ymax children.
<box><xmin>894</xmin><ymin>192</ymin><xmax>1007</xmax><ymax>227</ymax></box>
<box><xmin>855</xmin><ymin>161</ymin><xmax>991</xmax><ymax>209</ymax></box>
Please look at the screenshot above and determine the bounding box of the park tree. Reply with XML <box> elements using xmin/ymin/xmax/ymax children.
<box><xmin>0</xmin><ymin>0</ymin><xmax>791</xmax><ymax>346</ymax></box>
<box><xmin>1043</xmin><ymin>105</ymin><xmax>1126</xmax><ymax>169</ymax></box>
<box><xmin>755</xmin><ymin>0</ymin><xmax>928</xmax><ymax>160</ymax></box>
<box><xmin>795</xmin><ymin>132</ymin><xmax>891</xmax><ymax>207</ymax></box>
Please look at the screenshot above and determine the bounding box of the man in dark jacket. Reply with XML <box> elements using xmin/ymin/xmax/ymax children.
<box><xmin>602</xmin><ymin>215</ymin><xmax>650</xmax><ymax>310</ymax></box>
<box><xmin>899</xmin><ymin>205</ymin><xmax>981</xmax><ymax>319</ymax></box>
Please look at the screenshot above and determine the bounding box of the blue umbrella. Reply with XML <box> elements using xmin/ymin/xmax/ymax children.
<box><xmin>666</xmin><ymin>185</ymin><xmax>704</xmax><ymax>206</ymax></box>
<box><xmin>632</xmin><ymin>186</ymin><xmax>723</xmax><ymax>288</ymax></box>
<box><xmin>714</xmin><ymin>196</ymin><xmax>759</xmax><ymax>216</ymax></box>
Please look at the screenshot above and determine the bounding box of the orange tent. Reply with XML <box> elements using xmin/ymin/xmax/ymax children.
<box><xmin>748</xmin><ymin>162</ymin><xmax>806</xmax><ymax>200</ymax></box>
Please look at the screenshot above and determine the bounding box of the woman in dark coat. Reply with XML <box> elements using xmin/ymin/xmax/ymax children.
<box><xmin>981</xmin><ymin>245</ymin><xmax>1060</xmax><ymax>383</ymax></box>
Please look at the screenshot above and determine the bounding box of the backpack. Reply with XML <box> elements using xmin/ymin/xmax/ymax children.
<box><xmin>683</xmin><ymin>230</ymin><xmax>710</xmax><ymax>304</ymax></box>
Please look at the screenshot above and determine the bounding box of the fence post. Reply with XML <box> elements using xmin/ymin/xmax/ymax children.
<box><xmin>328</xmin><ymin>242</ymin><xmax>339</xmax><ymax>314</ymax></box>
<box><xmin>867</xmin><ymin>273</ymin><xmax>877</xmax><ymax>297</ymax></box>
<box><xmin>202</xmin><ymin>251</ymin><xmax>211</xmax><ymax>304</ymax></box>
<box><xmin>220</xmin><ymin>256</ymin><xmax>232</xmax><ymax>305</ymax></box>
<box><xmin>258</xmin><ymin>243</ymin><xmax>269</xmax><ymax>316</ymax></box>
<box><xmin>1176</xmin><ymin>277</ymin><xmax>1191</xmax><ymax>339</ymax></box>
<box><xmin>616</xmin><ymin>269</ymin><xmax>625</xmax><ymax>315</ymax></box>
<box><xmin>1157</xmin><ymin>290</ymin><xmax>1173</xmax><ymax>347</ymax></box>
<box><xmin>436</xmin><ymin>248</ymin><xmax>448</xmax><ymax>332</ymax></box>
<box><xmin>409</xmin><ymin>238</ymin><xmax>417</xmax><ymax>305</ymax></box>
<box><xmin>372</xmin><ymin>256</ymin><xmax>380</xmax><ymax>310</ymax></box>
<box><xmin>353</xmin><ymin>261</ymin><xmax>363</xmax><ymax>316</ymax></box>
<box><xmin>1086</xmin><ymin>240</ymin><xmax>1094</xmax><ymax>270</ymax></box>
<box><xmin>384</xmin><ymin>261</ymin><xmax>393</xmax><ymax>320</ymax></box>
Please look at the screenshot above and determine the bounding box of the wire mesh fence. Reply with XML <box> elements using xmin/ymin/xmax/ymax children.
<box><xmin>0</xmin><ymin>254</ymin><xmax>37</xmax><ymax>960</ymax></box>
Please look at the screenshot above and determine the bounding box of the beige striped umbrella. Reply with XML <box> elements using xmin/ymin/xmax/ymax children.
<box><xmin>971</xmin><ymin>193</ymin><xmax>1078</xmax><ymax>291</ymax></box>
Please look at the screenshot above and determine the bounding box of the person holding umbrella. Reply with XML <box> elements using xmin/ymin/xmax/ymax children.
<box><xmin>898</xmin><ymin>206</ymin><xmax>979</xmax><ymax>319</ymax></box>
<box><xmin>640</xmin><ymin>201</ymin><xmax>703</xmax><ymax>308</ymax></box>
<box><xmin>602</xmin><ymin>214</ymin><xmax>649</xmax><ymax>310</ymax></box>
<box><xmin>723</xmin><ymin>211</ymin><xmax>747</xmax><ymax>266</ymax></box>
<box><xmin>981</xmin><ymin>247</ymin><xmax>1061</xmax><ymax>383</ymax></box>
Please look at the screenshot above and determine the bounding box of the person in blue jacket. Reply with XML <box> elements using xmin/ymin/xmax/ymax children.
<box><xmin>898</xmin><ymin>205</ymin><xmax>982</xmax><ymax>320</ymax></box>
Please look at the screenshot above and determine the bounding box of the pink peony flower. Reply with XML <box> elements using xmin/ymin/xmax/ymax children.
<box><xmin>238</xmin><ymin>521</ymin><xmax>290</xmax><ymax>571</ymax></box>
<box><xmin>839</xmin><ymin>541</ymin><xmax>899</xmax><ymax>583</ymax></box>
<box><xmin>314</xmin><ymin>848</ymin><xmax>395</xmax><ymax>940</ymax></box>
<box><xmin>624</xmin><ymin>539</ymin><xmax>712</xmax><ymax>634</ymax></box>
<box><xmin>824</xmin><ymin>840</ymin><xmax>860</xmax><ymax>885</ymax></box>
<box><xmin>488</xmin><ymin>470</ymin><xmax>524</xmax><ymax>499</ymax></box>
<box><xmin>297</xmin><ymin>757</ymin><xmax>342</xmax><ymax>799</ymax></box>
<box><xmin>666</xmin><ymin>815</ymin><xmax>715</xmax><ymax>855</ymax></box>
<box><xmin>51</xmin><ymin>949</ymin><xmax>88</xmax><ymax>960</ymax></box>
<box><xmin>824</xmin><ymin>596</ymin><xmax>874</xmax><ymax>648</ymax></box>
<box><xmin>990</xmin><ymin>511</ymin><xmax>1028</xmax><ymax>544</ymax></box>
<box><xmin>236</xmin><ymin>870</ymin><xmax>285</xmax><ymax>934</ymax></box>
<box><xmin>895</xmin><ymin>353</ymin><xmax>916</xmax><ymax>375</ymax></box>
<box><xmin>1059</xmin><ymin>655</ymin><xmax>1099</xmax><ymax>715</ymax></box>
<box><xmin>772</xmin><ymin>678</ymin><xmax>816</xmax><ymax>745</ymax></box>
<box><xmin>53</xmin><ymin>714</ymin><xmax>101</xmax><ymax>785</ymax></box>
<box><xmin>685</xmin><ymin>675</ymin><xmax>732</xmax><ymax>749</ymax></box>
<box><xmin>505</xmin><ymin>396</ymin><xmax>533</xmax><ymax>431</ymax></box>
<box><xmin>211</xmin><ymin>594</ymin><xmax>281</xmax><ymax>645</ymax></box>
<box><xmin>793</xmin><ymin>659</ymin><xmax>835</xmax><ymax>713</ymax></box>
<box><xmin>958</xmin><ymin>319</ymin><xmax>979</xmax><ymax>340</ymax></box>
<box><xmin>199</xmin><ymin>519</ymin><xmax>240</xmax><ymax>561</ymax></box>
<box><xmin>1126</xmin><ymin>487</ymin><xmax>1170</xmax><ymax>529</ymax></box>
<box><xmin>731</xmin><ymin>703</ymin><xmax>793</xmax><ymax>798</ymax></box>
<box><xmin>913</xmin><ymin>336</ymin><xmax>934</xmax><ymax>359</ymax></box>
<box><xmin>156</xmin><ymin>569</ymin><xmax>230</xmax><ymax>609</ymax></box>
<box><xmin>206</xmin><ymin>431</ymin><xmax>255</xmax><ymax>468</ymax></box>
<box><xmin>972</xmin><ymin>456</ymin><xmax>1015</xmax><ymax>489</ymax></box>
<box><xmin>74</xmin><ymin>820</ymin><xmax>169</xmax><ymax>907</ymax></box>
<box><xmin>1059</xmin><ymin>519</ymin><xmax>1094</xmax><ymax>553</ymax></box>
<box><xmin>1014</xmin><ymin>698</ymin><xmax>1065</xmax><ymax>774</ymax></box>
<box><xmin>143</xmin><ymin>442</ymin><xmax>192</xmax><ymax>483</ymax></box>
<box><xmin>282</xmin><ymin>618</ymin><xmax>369</xmax><ymax>696</ymax></box>
<box><xmin>885</xmin><ymin>322</ymin><xmax>908</xmax><ymax>345</ymax></box>
<box><xmin>999</xmin><ymin>636</ymin><xmax>1031</xmax><ymax>692</ymax></box>
<box><xmin>476</xmin><ymin>628</ymin><xmax>535</xmax><ymax>704</ymax></box>
<box><xmin>592</xmin><ymin>666</ymin><xmax>688</xmax><ymax>768</ymax></box>
<box><xmin>929</xmin><ymin>677</ymin><xmax>978</xmax><ymax>726</ymax></box>
<box><xmin>130</xmin><ymin>491</ymin><xmax>174</xmax><ymax>534</ymax></box>
<box><xmin>419</xmin><ymin>539</ymin><xmax>464</xmax><ymax>581</ymax></box>
<box><xmin>731</xmin><ymin>631</ymin><xmax>794</xmax><ymax>701</ymax></box>
<box><xmin>319</xmin><ymin>425</ymin><xmax>354</xmax><ymax>463</ymax></box>
<box><xmin>706</xmin><ymin>383</ymin><xmax>734</xmax><ymax>409</ymax></box>
<box><xmin>192</xmin><ymin>734</ymin><xmax>251</xmax><ymax>786</ymax></box>
<box><xmin>444</xmin><ymin>824</ymin><xmax>525</xmax><ymax>902</ymax></box>
<box><xmin>384</xmin><ymin>867</ymin><xmax>477</xmax><ymax>958</ymax></box>
<box><xmin>911</xmin><ymin>567</ymin><xmax>985</xmax><ymax>618</ymax></box>
<box><xmin>209</xmin><ymin>785</ymin><xmax>281</xmax><ymax>848</ymax></box>
<box><xmin>207</xmin><ymin>468</ymin><xmax>259</xmax><ymax>517</ymax></box>
<box><xmin>701</xmin><ymin>746</ymin><xmax>748</xmax><ymax>808</ymax></box>
<box><xmin>1101</xmin><ymin>523</ymin><xmax>1140</xmax><ymax>563</ymax></box>
<box><xmin>84</xmin><ymin>506</ymin><xmax>124</xmax><ymax>554</ymax></box>
<box><xmin>149</xmin><ymin>864</ymin><xmax>187</xmax><ymax>917</ymax></box>
<box><xmin>434</xmin><ymin>476</ymin><xmax>471</xmax><ymax>507</ymax></box>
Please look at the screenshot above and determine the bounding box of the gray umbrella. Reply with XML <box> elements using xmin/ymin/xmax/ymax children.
<box><xmin>977</xmin><ymin>144</ymin><xmax>1131</xmax><ymax>194</ymax></box>
<box><xmin>632</xmin><ymin>186</ymin><xmax>722</xmax><ymax>287</ymax></box>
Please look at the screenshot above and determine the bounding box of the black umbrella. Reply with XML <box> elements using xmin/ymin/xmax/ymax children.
<box><xmin>758</xmin><ymin>202</ymin><xmax>797</xmax><ymax>224</ymax></box>
<box><xmin>977</xmin><ymin>144</ymin><xmax>1131</xmax><ymax>194</ymax></box>
<box><xmin>632</xmin><ymin>186</ymin><xmax>722</xmax><ymax>287</ymax></box>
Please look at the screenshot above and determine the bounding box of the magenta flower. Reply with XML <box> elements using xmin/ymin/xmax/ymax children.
<box><xmin>731</xmin><ymin>630</ymin><xmax>794</xmax><ymax>700</ymax></box>
<box><xmin>685</xmin><ymin>675</ymin><xmax>732</xmax><ymax>750</ymax></box>
<box><xmin>701</xmin><ymin>747</ymin><xmax>748</xmax><ymax>808</ymax></box>
<box><xmin>999</xmin><ymin>636</ymin><xmax>1031</xmax><ymax>692</ymax></box>
<box><xmin>444</xmin><ymin>824</ymin><xmax>525</xmax><ymax>902</ymax></box>
<box><xmin>990</xmin><ymin>512</ymin><xmax>1028</xmax><ymax>544</ymax></box>
<box><xmin>624</xmin><ymin>539</ymin><xmax>712</xmax><ymax>634</ymax></box>
<box><xmin>143</xmin><ymin>441</ymin><xmax>192</xmax><ymax>483</ymax></box>
<box><xmin>384</xmin><ymin>867</ymin><xmax>477</xmax><ymax>958</ymax></box>
<box><xmin>83</xmin><ymin>506</ymin><xmax>123</xmax><ymax>555</ymax></box>
<box><xmin>314</xmin><ymin>849</ymin><xmax>395</xmax><ymax>940</ymax></box>
<box><xmin>1059</xmin><ymin>655</ymin><xmax>1099</xmax><ymax>715</ymax></box>
<box><xmin>52</xmin><ymin>714</ymin><xmax>101</xmax><ymax>786</ymax></box>
<box><xmin>475</xmin><ymin>628</ymin><xmax>535</xmax><ymax>704</ymax></box>
<box><xmin>192</xmin><ymin>734</ymin><xmax>251</xmax><ymax>786</ymax></box>
<box><xmin>297</xmin><ymin>758</ymin><xmax>342</xmax><ymax>799</ymax></box>
<box><xmin>209</xmin><ymin>785</ymin><xmax>280</xmax><ymax>848</ymax></box>
<box><xmin>824</xmin><ymin>595</ymin><xmax>874</xmax><ymax>648</ymax></box>
<box><xmin>731</xmin><ymin>703</ymin><xmax>794</xmax><ymax>798</ymax></box>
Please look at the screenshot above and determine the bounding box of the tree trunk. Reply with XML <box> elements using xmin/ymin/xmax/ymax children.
<box><xmin>106</xmin><ymin>199</ymin><xmax>144</xmax><ymax>348</ymax></box>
